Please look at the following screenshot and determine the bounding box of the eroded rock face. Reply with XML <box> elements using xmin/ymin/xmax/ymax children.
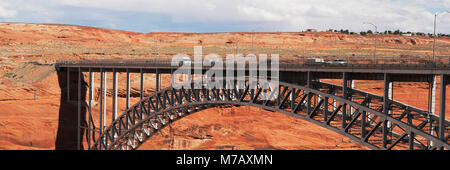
<box><xmin>0</xmin><ymin>23</ymin><xmax>448</xmax><ymax>150</ymax></box>
<box><xmin>1</xmin><ymin>23</ymin><xmax>449</xmax><ymax>60</ymax></box>
<box><xmin>138</xmin><ymin>107</ymin><xmax>368</xmax><ymax>150</ymax></box>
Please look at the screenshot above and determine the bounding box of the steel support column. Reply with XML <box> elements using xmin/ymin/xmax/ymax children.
<box><xmin>333</xmin><ymin>90</ymin><xmax>337</xmax><ymax>110</ymax></box>
<box><xmin>99</xmin><ymin>69</ymin><xmax>104</xmax><ymax>138</ymax></box>
<box><xmin>324</xmin><ymin>88</ymin><xmax>329</xmax><ymax>122</ymax></box>
<box><xmin>389</xmin><ymin>82</ymin><xmax>393</xmax><ymax>100</ymax></box>
<box><xmin>102</xmin><ymin>71</ymin><xmax>107</xmax><ymax>129</ymax></box>
<box><xmin>317</xmin><ymin>79</ymin><xmax>322</xmax><ymax>102</ymax></box>
<box><xmin>88</xmin><ymin>68</ymin><xmax>93</xmax><ymax>150</ymax></box>
<box><xmin>112</xmin><ymin>69</ymin><xmax>118</xmax><ymax>121</ymax></box>
<box><xmin>430</xmin><ymin>75</ymin><xmax>437</xmax><ymax>114</ymax></box>
<box><xmin>77</xmin><ymin>67</ymin><xmax>81</xmax><ymax>150</ymax></box>
<box><xmin>126</xmin><ymin>69</ymin><xmax>130</xmax><ymax>109</ymax></box>
<box><xmin>429</xmin><ymin>75</ymin><xmax>436</xmax><ymax>147</ymax></box>
<box><xmin>342</xmin><ymin>72</ymin><xmax>349</xmax><ymax>128</ymax></box>
<box><xmin>307</xmin><ymin>72</ymin><xmax>312</xmax><ymax>114</ymax></box>
<box><xmin>140</xmin><ymin>68</ymin><xmax>144</xmax><ymax>101</ymax></box>
<box><xmin>367</xmin><ymin>102</ymin><xmax>372</xmax><ymax>122</ymax></box>
<box><xmin>67</xmin><ymin>68</ymin><xmax>70</xmax><ymax>101</ymax></box>
<box><xmin>383</xmin><ymin>73</ymin><xmax>390</xmax><ymax>148</ymax></box>
<box><xmin>409</xmin><ymin>131</ymin><xmax>415</xmax><ymax>150</ymax></box>
<box><xmin>389</xmin><ymin>82</ymin><xmax>393</xmax><ymax>115</ymax></box>
<box><xmin>156</xmin><ymin>69</ymin><xmax>160</xmax><ymax>112</ymax></box>
<box><xmin>350</xmin><ymin>80</ymin><xmax>355</xmax><ymax>116</ymax></box>
<box><xmin>156</xmin><ymin>69</ymin><xmax>160</xmax><ymax>91</ymax></box>
<box><xmin>361</xmin><ymin>109</ymin><xmax>367</xmax><ymax>138</ymax></box>
<box><xmin>439</xmin><ymin>74</ymin><xmax>446</xmax><ymax>143</ymax></box>
<box><xmin>387</xmin><ymin>80</ymin><xmax>393</xmax><ymax>141</ymax></box>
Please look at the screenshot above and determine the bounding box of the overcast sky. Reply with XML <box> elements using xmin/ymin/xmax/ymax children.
<box><xmin>0</xmin><ymin>0</ymin><xmax>449</xmax><ymax>33</ymax></box>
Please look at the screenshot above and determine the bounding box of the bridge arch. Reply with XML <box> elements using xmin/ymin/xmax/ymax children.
<box><xmin>91</xmin><ymin>81</ymin><xmax>449</xmax><ymax>150</ymax></box>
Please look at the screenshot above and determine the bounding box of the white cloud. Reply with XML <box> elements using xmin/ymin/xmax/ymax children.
<box><xmin>0</xmin><ymin>2</ymin><xmax>17</xmax><ymax>18</ymax></box>
<box><xmin>1</xmin><ymin>0</ymin><xmax>449</xmax><ymax>33</ymax></box>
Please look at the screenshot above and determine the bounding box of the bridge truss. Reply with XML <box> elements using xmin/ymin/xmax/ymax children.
<box><xmin>89</xmin><ymin>80</ymin><xmax>449</xmax><ymax>150</ymax></box>
<box><xmin>56</xmin><ymin>61</ymin><xmax>450</xmax><ymax>150</ymax></box>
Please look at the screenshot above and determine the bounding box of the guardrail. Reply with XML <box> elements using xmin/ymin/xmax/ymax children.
<box><xmin>55</xmin><ymin>56</ymin><xmax>450</xmax><ymax>70</ymax></box>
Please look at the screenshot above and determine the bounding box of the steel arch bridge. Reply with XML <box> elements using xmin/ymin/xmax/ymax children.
<box><xmin>55</xmin><ymin>59</ymin><xmax>450</xmax><ymax>150</ymax></box>
<box><xmin>90</xmin><ymin>80</ymin><xmax>449</xmax><ymax>150</ymax></box>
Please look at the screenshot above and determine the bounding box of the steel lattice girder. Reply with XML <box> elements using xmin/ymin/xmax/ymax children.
<box><xmin>91</xmin><ymin>80</ymin><xmax>449</xmax><ymax>150</ymax></box>
<box><xmin>314</xmin><ymin>81</ymin><xmax>449</xmax><ymax>144</ymax></box>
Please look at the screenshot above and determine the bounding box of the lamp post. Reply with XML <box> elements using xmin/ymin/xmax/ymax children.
<box><xmin>252</xmin><ymin>29</ymin><xmax>255</xmax><ymax>54</ymax></box>
<box><xmin>364</xmin><ymin>22</ymin><xmax>378</xmax><ymax>64</ymax></box>
<box><xmin>433</xmin><ymin>11</ymin><xmax>450</xmax><ymax>63</ymax></box>
<box><xmin>251</xmin><ymin>26</ymin><xmax>264</xmax><ymax>54</ymax></box>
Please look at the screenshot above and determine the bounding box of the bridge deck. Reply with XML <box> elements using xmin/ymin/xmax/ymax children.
<box><xmin>55</xmin><ymin>59</ymin><xmax>450</xmax><ymax>75</ymax></box>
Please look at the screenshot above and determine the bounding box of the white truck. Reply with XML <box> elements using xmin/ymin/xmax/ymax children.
<box><xmin>305</xmin><ymin>58</ymin><xmax>325</xmax><ymax>65</ymax></box>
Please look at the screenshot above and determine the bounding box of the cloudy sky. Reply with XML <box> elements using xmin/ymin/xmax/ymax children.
<box><xmin>0</xmin><ymin>0</ymin><xmax>449</xmax><ymax>33</ymax></box>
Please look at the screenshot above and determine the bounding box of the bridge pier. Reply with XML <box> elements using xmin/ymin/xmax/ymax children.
<box><xmin>77</xmin><ymin>67</ymin><xmax>81</xmax><ymax>150</ymax></box>
<box><xmin>67</xmin><ymin>68</ymin><xmax>70</xmax><ymax>101</ymax></box>
<box><xmin>56</xmin><ymin>68</ymin><xmax>87</xmax><ymax>150</ymax></box>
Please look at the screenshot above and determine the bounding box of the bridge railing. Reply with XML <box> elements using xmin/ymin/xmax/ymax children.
<box><xmin>55</xmin><ymin>55</ymin><xmax>450</xmax><ymax>70</ymax></box>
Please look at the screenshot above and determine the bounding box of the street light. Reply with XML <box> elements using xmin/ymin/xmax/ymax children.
<box><xmin>432</xmin><ymin>10</ymin><xmax>450</xmax><ymax>63</ymax></box>
<box><xmin>251</xmin><ymin>26</ymin><xmax>264</xmax><ymax>54</ymax></box>
<box><xmin>252</xmin><ymin>29</ymin><xmax>255</xmax><ymax>54</ymax></box>
<box><xmin>363</xmin><ymin>22</ymin><xmax>378</xmax><ymax>64</ymax></box>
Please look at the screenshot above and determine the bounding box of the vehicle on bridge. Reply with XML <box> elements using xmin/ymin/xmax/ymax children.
<box><xmin>305</xmin><ymin>58</ymin><xmax>348</xmax><ymax>66</ymax></box>
<box><xmin>327</xmin><ymin>59</ymin><xmax>348</xmax><ymax>65</ymax></box>
<box><xmin>305</xmin><ymin>58</ymin><xmax>325</xmax><ymax>65</ymax></box>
